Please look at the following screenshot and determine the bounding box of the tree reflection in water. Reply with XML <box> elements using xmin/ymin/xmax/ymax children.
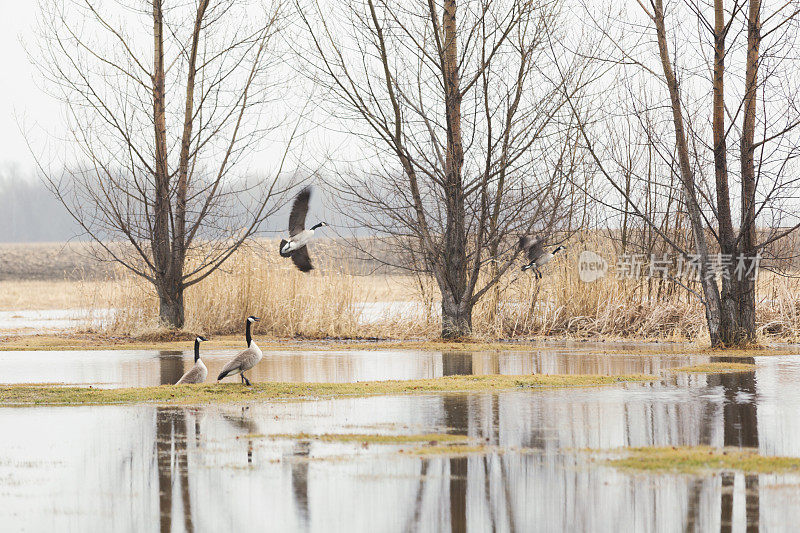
<box><xmin>710</xmin><ymin>357</ymin><xmax>759</xmax><ymax>533</ymax></box>
<box><xmin>144</xmin><ymin>352</ymin><xmax>767</xmax><ymax>532</ymax></box>
<box><xmin>156</xmin><ymin>352</ymin><xmax>196</xmax><ymax>533</ymax></box>
<box><xmin>156</xmin><ymin>407</ymin><xmax>195</xmax><ymax>533</ymax></box>
<box><xmin>290</xmin><ymin>440</ymin><xmax>310</xmax><ymax>527</ymax></box>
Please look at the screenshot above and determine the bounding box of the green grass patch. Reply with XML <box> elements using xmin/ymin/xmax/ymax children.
<box><xmin>596</xmin><ymin>346</ymin><xmax>796</xmax><ymax>358</ymax></box>
<box><xmin>0</xmin><ymin>373</ymin><xmax>656</xmax><ymax>406</ymax></box>
<box><xmin>606</xmin><ymin>446</ymin><xmax>800</xmax><ymax>474</ymax></box>
<box><xmin>670</xmin><ymin>362</ymin><xmax>757</xmax><ymax>374</ymax></box>
<box><xmin>401</xmin><ymin>444</ymin><xmax>491</xmax><ymax>456</ymax></box>
<box><xmin>270</xmin><ymin>432</ymin><xmax>470</xmax><ymax>444</ymax></box>
<box><xmin>0</xmin><ymin>334</ymin><xmax>551</xmax><ymax>352</ymax></box>
<box><xmin>3</xmin><ymin>334</ymin><xmax>796</xmax><ymax>358</ymax></box>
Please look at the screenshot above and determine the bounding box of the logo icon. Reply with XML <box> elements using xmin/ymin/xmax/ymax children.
<box><xmin>578</xmin><ymin>250</ymin><xmax>607</xmax><ymax>283</ymax></box>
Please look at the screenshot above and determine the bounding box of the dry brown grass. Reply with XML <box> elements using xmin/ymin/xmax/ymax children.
<box><xmin>467</xmin><ymin>233</ymin><xmax>800</xmax><ymax>342</ymax></box>
<box><xmin>92</xmin><ymin>251</ymin><xmax>365</xmax><ymax>337</ymax></box>
<box><xmin>0</xmin><ymin>280</ymin><xmax>117</xmax><ymax>311</ymax></box>
<box><xmin>5</xmin><ymin>238</ymin><xmax>800</xmax><ymax>342</ymax></box>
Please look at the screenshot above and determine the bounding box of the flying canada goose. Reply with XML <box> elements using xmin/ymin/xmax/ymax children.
<box><xmin>520</xmin><ymin>236</ymin><xmax>565</xmax><ymax>279</ymax></box>
<box><xmin>176</xmin><ymin>336</ymin><xmax>209</xmax><ymax>384</ymax></box>
<box><xmin>279</xmin><ymin>186</ymin><xmax>328</xmax><ymax>272</ymax></box>
<box><xmin>217</xmin><ymin>316</ymin><xmax>262</xmax><ymax>386</ymax></box>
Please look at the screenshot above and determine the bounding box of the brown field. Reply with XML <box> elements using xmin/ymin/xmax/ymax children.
<box><xmin>2</xmin><ymin>239</ymin><xmax>800</xmax><ymax>342</ymax></box>
<box><xmin>0</xmin><ymin>280</ymin><xmax>117</xmax><ymax>310</ymax></box>
<box><xmin>0</xmin><ymin>242</ymin><xmax>113</xmax><ymax>281</ymax></box>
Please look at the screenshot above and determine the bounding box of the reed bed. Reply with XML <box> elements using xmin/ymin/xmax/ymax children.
<box><xmin>67</xmin><ymin>239</ymin><xmax>800</xmax><ymax>342</ymax></box>
<box><xmin>93</xmin><ymin>250</ymin><xmax>365</xmax><ymax>338</ymax></box>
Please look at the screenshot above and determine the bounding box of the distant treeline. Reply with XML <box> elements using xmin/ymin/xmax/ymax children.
<box><xmin>0</xmin><ymin>172</ymin><xmax>82</xmax><ymax>242</ymax></box>
<box><xmin>0</xmin><ymin>169</ymin><xmax>363</xmax><ymax>243</ymax></box>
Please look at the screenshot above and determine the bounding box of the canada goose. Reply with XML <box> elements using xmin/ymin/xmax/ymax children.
<box><xmin>520</xmin><ymin>236</ymin><xmax>565</xmax><ymax>279</ymax></box>
<box><xmin>279</xmin><ymin>186</ymin><xmax>328</xmax><ymax>272</ymax></box>
<box><xmin>176</xmin><ymin>336</ymin><xmax>209</xmax><ymax>384</ymax></box>
<box><xmin>217</xmin><ymin>316</ymin><xmax>262</xmax><ymax>386</ymax></box>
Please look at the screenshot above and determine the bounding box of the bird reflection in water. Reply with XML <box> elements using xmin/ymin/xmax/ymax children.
<box><xmin>222</xmin><ymin>406</ymin><xmax>259</xmax><ymax>464</ymax></box>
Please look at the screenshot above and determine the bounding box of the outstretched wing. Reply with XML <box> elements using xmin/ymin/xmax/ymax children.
<box><xmin>288</xmin><ymin>187</ymin><xmax>312</xmax><ymax>237</ymax></box>
<box><xmin>519</xmin><ymin>236</ymin><xmax>544</xmax><ymax>261</ymax></box>
<box><xmin>291</xmin><ymin>246</ymin><xmax>314</xmax><ymax>272</ymax></box>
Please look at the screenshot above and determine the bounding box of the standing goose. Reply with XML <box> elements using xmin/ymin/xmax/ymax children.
<box><xmin>520</xmin><ymin>236</ymin><xmax>565</xmax><ymax>279</ymax></box>
<box><xmin>217</xmin><ymin>316</ymin><xmax>262</xmax><ymax>386</ymax></box>
<box><xmin>176</xmin><ymin>336</ymin><xmax>209</xmax><ymax>384</ymax></box>
<box><xmin>279</xmin><ymin>186</ymin><xmax>327</xmax><ymax>272</ymax></box>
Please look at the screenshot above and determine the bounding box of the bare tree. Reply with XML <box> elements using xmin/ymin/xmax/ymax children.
<box><xmin>574</xmin><ymin>0</ymin><xmax>800</xmax><ymax>346</ymax></box>
<box><xmin>298</xmin><ymin>0</ymin><xmax>587</xmax><ymax>338</ymax></box>
<box><xmin>32</xmin><ymin>0</ymin><xmax>295</xmax><ymax>328</ymax></box>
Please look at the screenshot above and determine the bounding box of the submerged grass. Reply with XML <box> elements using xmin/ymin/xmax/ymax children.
<box><xmin>402</xmin><ymin>445</ymin><xmax>491</xmax><ymax>456</ymax></box>
<box><xmin>606</xmin><ymin>446</ymin><xmax>800</xmax><ymax>474</ymax></box>
<box><xmin>269</xmin><ymin>431</ymin><xmax>495</xmax><ymax>459</ymax></box>
<box><xmin>670</xmin><ymin>362</ymin><xmax>757</xmax><ymax>373</ymax></box>
<box><xmin>595</xmin><ymin>346</ymin><xmax>798</xmax><ymax>357</ymax></box>
<box><xmin>0</xmin><ymin>373</ymin><xmax>656</xmax><ymax>406</ymax></box>
<box><xmin>270</xmin><ymin>432</ymin><xmax>471</xmax><ymax>444</ymax></box>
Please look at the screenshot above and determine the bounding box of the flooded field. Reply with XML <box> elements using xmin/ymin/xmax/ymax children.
<box><xmin>0</xmin><ymin>308</ymin><xmax>110</xmax><ymax>334</ymax></box>
<box><xmin>1</xmin><ymin>346</ymin><xmax>799</xmax><ymax>531</ymax></box>
<box><xmin>0</xmin><ymin>346</ymin><xmax>699</xmax><ymax>388</ymax></box>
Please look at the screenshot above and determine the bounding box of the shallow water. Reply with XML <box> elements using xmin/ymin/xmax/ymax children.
<box><xmin>1</xmin><ymin>347</ymin><xmax>800</xmax><ymax>531</ymax></box>
<box><xmin>0</xmin><ymin>308</ymin><xmax>111</xmax><ymax>333</ymax></box>
<box><xmin>0</xmin><ymin>346</ymin><xmax>705</xmax><ymax>388</ymax></box>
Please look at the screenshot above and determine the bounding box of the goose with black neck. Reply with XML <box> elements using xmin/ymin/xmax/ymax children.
<box><xmin>217</xmin><ymin>316</ymin><xmax>263</xmax><ymax>386</ymax></box>
<box><xmin>176</xmin><ymin>336</ymin><xmax>209</xmax><ymax>384</ymax></box>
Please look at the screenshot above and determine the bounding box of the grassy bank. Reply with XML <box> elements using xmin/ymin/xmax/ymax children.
<box><xmin>3</xmin><ymin>332</ymin><xmax>798</xmax><ymax>357</ymax></box>
<box><xmin>605</xmin><ymin>446</ymin><xmax>800</xmax><ymax>474</ymax></box>
<box><xmin>0</xmin><ymin>373</ymin><xmax>657</xmax><ymax>406</ymax></box>
<box><xmin>0</xmin><ymin>333</ymin><xmax>555</xmax><ymax>352</ymax></box>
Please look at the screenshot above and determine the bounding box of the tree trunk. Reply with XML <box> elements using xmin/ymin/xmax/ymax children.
<box><xmin>731</xmin><ymin>0</ymin><xmax>761</xmax><ymax>344</ymax></box>
<box><xmin>158</xmin><ymin>281</ymin><xmax>185</xmax><ymax>329</ymax></box>
<box><xmin>712</xmin><ymin>0</ymin><xmax>744</xmax><ymax>344</ymax></box>
<box><xmin>441</xmin><ymin>289</ymin><xmax>472</xmax><ymax>339</ymax></box>
<box><xmin>152</xmin><ymin>0</ymin><xmax>171</xmax><ymax>285</ymax></box>
<box><xmin>653</xmin><ymin>0</ymin><xmax>726</xmax><ymax>346</ymax></box>
<box><xmin>440</xmin><ymin>0</ymin><xmax>469</xmax><ymax>339</ymax></box>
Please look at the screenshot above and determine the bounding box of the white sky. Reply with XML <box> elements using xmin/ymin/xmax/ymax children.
<box><xmin>0</xmin><ymin>3</ymin><xmax>61</xmax><ymax>174</ymax></box>
<box><xmin>0</xmin><ymin>2</ymin><xmax>330</xmax><ymax>180</ymax></box>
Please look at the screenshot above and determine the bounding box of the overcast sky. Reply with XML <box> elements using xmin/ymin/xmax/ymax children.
<box><xmin>0</xmin><ymin>2</ymin><xmax>330</xmax><ymax>180</ymax></box>
<box><xmin>0</xmin><ymin>3</ymin><xmax>60</xmax><ymax>174</ymax></box>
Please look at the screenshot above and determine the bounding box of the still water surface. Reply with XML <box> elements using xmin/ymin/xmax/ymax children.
<box><xmin>1</xmin><ymin>347</ymin><xmax>799</xmax><ymax>531</ymax></box>
<box><xmin>0</xmin><ymin>345</ymin><xmax>701</xmax><ymax>388</ymax></box>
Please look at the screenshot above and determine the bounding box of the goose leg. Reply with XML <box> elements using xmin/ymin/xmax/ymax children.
<box><xmin>243</xmin><ymin>374</ymin><xmax>252</xmax><ymax>387</ymax></box>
